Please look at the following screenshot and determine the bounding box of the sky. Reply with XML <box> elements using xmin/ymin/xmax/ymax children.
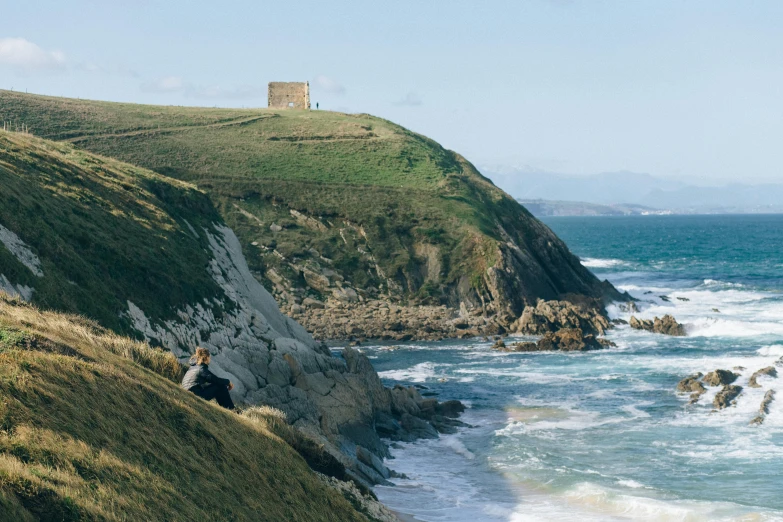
<box><xmin>2</xmin><ymin>0</ymin><xmax>783</xmax><ymax>185</ymax></box>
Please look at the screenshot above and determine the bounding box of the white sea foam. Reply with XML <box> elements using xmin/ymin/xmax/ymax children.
<box><xmin>581</xmin><ymin>257</ymin><xmax>628</xmax><ymax>268</ymax></box>
<box><xmin>378</xmin><ymin>362</ymin><xmax>440</xmax><ymax>382</ymax></box>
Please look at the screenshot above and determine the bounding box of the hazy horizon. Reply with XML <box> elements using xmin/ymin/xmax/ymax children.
<box><xmin>3</xmin><ymin>1</ymin><xmax>783</xmax><ymax>184</ymax></box>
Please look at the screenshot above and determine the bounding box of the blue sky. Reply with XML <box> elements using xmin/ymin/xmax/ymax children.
<box><xmin>3</xmin><ymin>1</ymin><xmax>783</xmax><ymax>184</ymax></box>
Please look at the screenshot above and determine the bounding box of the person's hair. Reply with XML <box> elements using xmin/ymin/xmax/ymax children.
<box><xmin>190</xmin><ymin>347</ymin><xmax>211</xmax><ymax>365</ymax></box>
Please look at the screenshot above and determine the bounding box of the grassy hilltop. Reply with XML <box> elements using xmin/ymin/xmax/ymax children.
<box><xmin>0</xmin><ymin>90</ymin><xmax>611</xmax><ymax>320</ymax></box>
<box><xmin>0</xmin><ymin>296</ymin><xmax>369</xmax><ymax>521</ymax></box>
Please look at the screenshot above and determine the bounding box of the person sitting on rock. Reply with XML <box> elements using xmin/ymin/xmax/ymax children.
<box><xmin>181</xmin><ymin>347</ymin><xmax>236</xmax><ymax>410</ymax></box>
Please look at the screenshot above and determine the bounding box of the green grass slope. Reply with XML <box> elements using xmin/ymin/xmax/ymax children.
<box><xmin>0</xmin><ymin>129</ymin><xmax>226</xmax><ymax>333</ymax></box>
<box><xmin>0</xmin><ymin>296</ymin><xmax>367</xmax><ymax>521</ymax></box>
<box><xmin>0</xmin><ymin>90</ymin><xmax>614</xmax><ymax>319</ymax></box>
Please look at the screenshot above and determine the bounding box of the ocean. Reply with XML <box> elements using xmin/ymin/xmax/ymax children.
<box><xmin>371</xmin><ymin>215</ymin><xmax>783</xmax><ymax>521</ymax></box>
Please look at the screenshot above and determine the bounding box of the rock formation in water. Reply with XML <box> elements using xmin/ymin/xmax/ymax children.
<box><xmin>703</xmin><ymin>369</ymin><xmax>739</xmax><ymax>387</ymax></box>
<box><xmin>629</xmin><ymin>314</ymin><xmax>686</xmax><ymax>336</ymax></box>
<box><xmin>749</xmin><ymin>366</ymin><xmax>777</xmax><ymax>388</ymax></box>
<box><xmin>495</xmin><ymin>327</ymin><xmax>615</xmax><ymax>352</ymax></box>
<box><xmin>512</xmin><ymin>299</ymin><xmax>611</xmax><ymax>335</ymax></box>
<box><xmin>713</xmin><ymin>384</ymin><xmax>743</xmax><ymax>410</ymax></box>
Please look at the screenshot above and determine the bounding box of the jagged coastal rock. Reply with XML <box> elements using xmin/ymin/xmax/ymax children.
<box><xmin>495</xmin><ymin>327</ymin><xmax>615</xmax><ymax>352</ymax></box>
<box><xmin>511</xmin><ymin>299</ymin><xmax>611</xmax><ymax>335</ymax></box>
<box><xmin>749</xmin><ymin>366</ymin><xmax>777</xmax><ymax>388</ymax></box>
<box><xmin>703</xmin><ymin>369</ymin><xmax>739</xmax><ymax>386</ymax></box>
<box><xmin>629</xmin><ymin>314</ymin><xmax>686</xmax><ymax>336</ymax></box>
<box><xmin>713</xmin><ymin>385</ymin><xmax>743</xmax><ymax>410</ymax></box>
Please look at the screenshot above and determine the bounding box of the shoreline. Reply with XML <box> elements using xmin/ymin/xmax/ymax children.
<box><xmin>391</xmin><ymin>510</ymin><xmax>424</xmax><ymax>522</ymax></box>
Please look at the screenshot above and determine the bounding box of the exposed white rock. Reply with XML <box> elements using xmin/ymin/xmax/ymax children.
<box><xmin>0</xmin><ymin>224</ymin><xmax>43</xmax><ymax>277</ymax></box>
<box><xmin>124</xmin><ymin>223</ymin><xmax>451</xmax><ymax>487</ymax></box>
<box><xmin>0</xmin><ymin>274</ymin><xmax>34</xmax><ymax>301</ymax></box>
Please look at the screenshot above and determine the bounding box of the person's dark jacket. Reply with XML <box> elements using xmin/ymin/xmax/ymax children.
<box><xmin>181</xmin><ymin>362</ymin><xmax>230</xmax><ymax>391</ymax></box>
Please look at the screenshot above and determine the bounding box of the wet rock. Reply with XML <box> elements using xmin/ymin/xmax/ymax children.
<box><xmin>677</xmin><ymin>373</ymin><xmax>707</xmax><ymax>403</ymax></box>
<box><xmin>492</xmin><ymin>339</ymin><xmax>506</xmax><ymax>350</ymax></box>
<box><xmin>435</xmin><ymin>400</ymin><xmax>466</xmax><ymax>418</ymax></box>
<box><xmin>538</xmin><ymin>328</ymin><xmax>603</xmax><ymax>352</ymax></box>
<box><xmin>750</xmin><ymin>390</ymin><xmax>776</xmax><ymax>426</ymax></box>
<box><xmin>749</xmin><ymin>366</ymin><xmax>777</xmax><ymax>388</ymax></box>
<box><xmin>659</xmin><ymin>295</ymin><xmax>671</xmax><ymax>302</ymax></box>
<box><xmin>596</xmin><ymin>338</ymin><xmax>617</xmax><ymax>348</ymax></box>
<box><xmin>713</xmin><ymin>385</ymin><xmax>742</xmax><ymax>410</ymax></box>
<box><xmin>503</xmin><ymin>341</ymin><xmax>539</xmax><ymax>352</ymax></box>
<box><xmin>676</xmin><ymin>297</ymin><xmax>690</xmax><ymax>302</ymax></box>
<box><xmin>400</xmin><ymin>413</ymin><xmax>439</xmax><ymax>439</ymax></box>
<box><xmin>677</xmin><ymin>373</ymin><xmax>705</xmax><ymax>393</ymax></box>
<box><xmin>712</xmin><ymin>308</ymin><xmax>721</xmax><ymax>313</ymax></box>
<box><xmin>703</xmin><ymin>369</ymin><xmax>739</xmax><ymax>387</ymax></box>
<box><xmin>759</xmin><ymin>389</ymin><xmax>775</xmax><ymax>415</ymax></box>
<box><xmin>629</xmin><ymin>315</ymin><xmax>686</xmax><ymax>336</ymax></box>
<box><xmin>629</xmin><ymin>316</ymin><xmax>653</xmax><ymax>331</ymax></box>
<box><xmin>653</xmin><ymin>315</ymin><xmax>686</xmax><ymax>336</ymax></box>
<box><xmin>512</xmin><ymin>299</ymin><xmax>611</xmax><ymax>336</ymax></box>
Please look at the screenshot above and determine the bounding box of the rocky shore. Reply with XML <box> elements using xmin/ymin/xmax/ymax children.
<box><xmin>676</xmin><ymin>362</ymin><xmax>781</xmax><ymax>424</ymax></box>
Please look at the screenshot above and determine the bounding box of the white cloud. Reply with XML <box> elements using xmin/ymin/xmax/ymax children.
<box><xmin>394</xmin><ymin>92</ymin><xmax>422</xmax><ymax>107</ymax></box>
<box><xmin>314</xmin><ymin>75</ymin><xmax>346</xmax><ymax>95</ymax></box>
<box><xmin>141</xmin><ymin>75</ymin><xmax>185</xmax><ymax>93</ymax></box>
<box><xmin>0</xmin><ymin>37</ymin><xmax>66</xmax><ymax>70</ymax></box>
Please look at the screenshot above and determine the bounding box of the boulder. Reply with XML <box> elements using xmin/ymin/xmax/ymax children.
<box><xmin>653</xmin><ymin>315</ymin><xmax>686</xmax><ymax>336</ymax></box>
<box><xmin>703</xmin><ymin>369</ymin><xmax>739</xmax><ymax>387</ymax></box>
<box><xmin>749</xmin><ymin>366</ymin><xmax>777</xmax><ymax>388</ymax></box>
<box><xmin>513</xmin><ymin>299</ymin><xmax>610</xmax><ymax>335</ymax></box>
<box><xmin>677</xmin><ymin>373</ymin><xmax>705</xmax><ymax>393</ymax></box>
<box><xmin>630</xmin><ymin>315</ymin><xmax>686</xmax><ymax>336</ymax></box>
<box><xmin>713</xmin><ymin>385</ymin><xmax>742</xmax><ymax>409</ymax></box>
<box><xmin>759</xmin><ymin>389</ymin><xmax>775</xmax><ymax>415</ymax></box>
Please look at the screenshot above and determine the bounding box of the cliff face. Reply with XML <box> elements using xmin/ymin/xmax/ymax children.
<box><xmin>0</xmin><ymin>130</ymin><xmax>464</xmax><ymax>486</ymax></box>
<box><xmin>0</xmin><ymin>90</ymin><xmax>620</xmax><ymax>330</ymax></box>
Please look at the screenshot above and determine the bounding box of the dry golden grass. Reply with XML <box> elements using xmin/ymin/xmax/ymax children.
<box><xmin>0</xmin><ymin>294</ymin><xmax>368</xmax><ymax>522</ymax></box>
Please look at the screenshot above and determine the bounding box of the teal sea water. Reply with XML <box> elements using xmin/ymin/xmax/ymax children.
<box><xmin>372</xmin><ymin>215</ymin><xmax>783</xmax><ymax>521</ymax></box>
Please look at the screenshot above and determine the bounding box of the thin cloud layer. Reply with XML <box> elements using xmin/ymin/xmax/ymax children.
<box><xmin>0</xmin><ymin>37</ymin><xmax>66</xmax><ymax>70</ymax></box>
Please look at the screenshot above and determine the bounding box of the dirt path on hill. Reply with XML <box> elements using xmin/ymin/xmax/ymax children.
<box><xmin>63</xmin><ymin>114</ymin><xmax>269</xmax><ymax>143</ymax></box>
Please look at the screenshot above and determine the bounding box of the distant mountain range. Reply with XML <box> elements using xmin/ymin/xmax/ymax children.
<box><xmin>481</xmin><ymin>167</ymin><xmax>783</xmax><ymax>215</ymax></box>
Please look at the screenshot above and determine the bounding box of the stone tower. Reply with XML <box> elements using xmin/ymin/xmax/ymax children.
<box><xmin>267</xmin><ymin>82</ymin><xmax>310</xmax><ymax>109</ymax></box>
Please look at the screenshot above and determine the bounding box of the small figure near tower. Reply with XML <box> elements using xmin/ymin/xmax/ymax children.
<box><xmin>268</xmin><ymin>82</ymin><xmax>310</xmax><ymax>109</ymax></box>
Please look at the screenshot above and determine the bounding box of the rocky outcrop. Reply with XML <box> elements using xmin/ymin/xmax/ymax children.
<box><xmin>749</xmin><ymin>367</ymin><xmax>777</xmax><ymax>388</ymax></box>
<box><xmin>511</xmin><ymin>299</ymin><xmax>611</xmax><ymax>335</ymax></box>
<box><xmin>496</xmin><ymin>328</ymin><xmax>610</xmax><ymax>352</ymax></box>
<box><xmin>751</xmin><ymin>390</ymin><xmax>776</xmax><ymax>425</ymax></box>
<box><xmin>703</xmin><ymin>369</ymin><xmax>739</xmax><ymax>387</ymax></box>
<box><xmin>676</xmin><ymin>373</ymin><xmax>707</xmax><ymax>404</ymax></box>
<box><xmin>629</xmin><ymin>314</ymin><xmax>686</xmax><ymax>336</ymax></box>
<box><xmin>126</xmin><ymin>224</ymin><xmax>464</xmax><ymax>487</ymax></box>
<box><xmin>713</xmin><ymin>385</ymin><xmax>743</xmax><ymax>410</ymax></box>
<box><xmin>315</xmin><ymin>473</ymin><xmax>401</xmax><ymax>522</ymax></box>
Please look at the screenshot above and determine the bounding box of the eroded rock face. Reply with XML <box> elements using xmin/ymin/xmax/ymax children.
<box><xmin>703</xmin><ymin>369</ymin><xmax>739</xmax><ymax>387</ymax></box>
<box><xmin>749</xmin><ymin>367</ymin><xmax>778</xmax><ymax>388</ymax></box>
<box><xmin>713</xmin><ymin>385</ymin><xmax>743</xmax><ymax>410</ymax></box>
<box><xmin>629</xmin><ymin>314</ymin><xmax>686</xmax><ymax>336</ymax></box>
<box><xmin>512</xmin><ymin>299</ymin><xmax>611</xmax><ymax>336</ymax></box>
<box><xmin>126</xmin><ymin>224</ymin><xmax>462</xmax><ymax>486</ymax></box>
